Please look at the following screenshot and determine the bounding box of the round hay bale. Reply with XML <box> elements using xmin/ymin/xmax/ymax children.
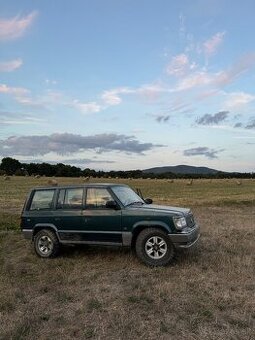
<box><xmin>47</xmin><ymin>179</ymin><xmax>58</xmax><ymax>186</ymax></box>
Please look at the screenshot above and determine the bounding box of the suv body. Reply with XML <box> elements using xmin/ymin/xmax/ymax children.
<box><xmin>21</xmin><ymin>183</ymin><xmax>200</xmax><ymax>266</ymax></box>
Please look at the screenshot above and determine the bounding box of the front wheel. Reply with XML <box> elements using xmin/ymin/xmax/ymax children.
<box><xmin>34</xmin><ymin>229</ymin><xmax>60</xmax><ymax>258</ymax></box>
<box><xmin>135</xmin><ymin>228</ymin><xmax>175</xmax><ymax>266</ymax></box>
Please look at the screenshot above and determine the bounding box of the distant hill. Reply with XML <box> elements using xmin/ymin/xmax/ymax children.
<box><xmin>143</xmin><ymin>165</ymin><xmax>223</xmax><ymax>175</ymax></box>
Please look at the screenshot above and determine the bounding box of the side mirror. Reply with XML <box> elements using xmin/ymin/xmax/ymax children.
<box><xmin>106</xmin><ymin>200</ymin><xmax>118</xmax><ymax>209</ymax></box>
<box><xmin>144</xmin><ymin>198</ymin><xmax>153</xmax><ymax>204</ymax></box>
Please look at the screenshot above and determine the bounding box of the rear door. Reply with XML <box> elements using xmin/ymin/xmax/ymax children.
<box><xmin>53</xmin><ymin>187</ymin><xmax>84</xmax><ymax>242</ymax></box>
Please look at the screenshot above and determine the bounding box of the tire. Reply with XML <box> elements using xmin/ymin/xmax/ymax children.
<box><xmin>34</xmin><ymin>229</ymin><xmax>60</xmax><ymax>258</ymax></box>
<box><xmin>135</xmin><ymin>228</ymin><xmax>175</xmax><ymax>266</ymax></box>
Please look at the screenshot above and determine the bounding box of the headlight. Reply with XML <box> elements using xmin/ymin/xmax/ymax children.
<box><xmin>173</xmin><ymin>216</ymin><xmax>187</xmax><ymax>230</ymax></box>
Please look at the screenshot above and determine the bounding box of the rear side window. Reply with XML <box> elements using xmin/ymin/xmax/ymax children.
<box><xmin>57</xmin><ymin>188</ymin><xmax>83</xmax><ymax>209</ymax></box>
<box><xmin>30</xmin><ymin>190</ymin><xmax>55</xmax><ymax>210</ymax></box>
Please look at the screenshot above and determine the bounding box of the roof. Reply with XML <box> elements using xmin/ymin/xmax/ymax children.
<box><xmin>32</xmin><ymin>183</ymin><xmax>129</xmax><ymax>190</ymax></box>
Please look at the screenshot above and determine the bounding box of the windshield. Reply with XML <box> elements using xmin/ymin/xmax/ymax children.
<box><xmin>111</xmin><ymin>186</ymin><xmax>144</xmax><ymax>207</ymax></box>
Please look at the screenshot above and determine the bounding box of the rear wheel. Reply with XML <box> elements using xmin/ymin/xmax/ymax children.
<box><xmin>135</xmin><ymin>228</ymin><xmax>175</xmax><ymax>266</ymax></box>
<box><xmin>34</xmin><ymin>229</ymin><xmax>60</xmax><ymax>258</ymax></box>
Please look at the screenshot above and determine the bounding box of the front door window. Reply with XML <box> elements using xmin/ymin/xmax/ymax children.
<box><xmin>86</xmin><ymin>188</ymin><xmax>113</xmax><ymax>209</ymax></box>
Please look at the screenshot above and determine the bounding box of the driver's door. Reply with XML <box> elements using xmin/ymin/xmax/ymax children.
<box><xmin>82</xmin><ymin>187</ymin><xmax>122</xmax><ymax>244</ymax></box>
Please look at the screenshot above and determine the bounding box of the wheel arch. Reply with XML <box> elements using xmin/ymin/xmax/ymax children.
<box><xmin>131</xmin><ymin>221</ymin><xmax>171</xmax><ymax>248</ymax></box>
<box><xmin>33</xmin><ymin>224</ymin><xmax>59</xmax><ymax>240</ymax></box>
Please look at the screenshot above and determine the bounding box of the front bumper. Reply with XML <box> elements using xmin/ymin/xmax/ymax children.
<box><xmin>168</xmin><ymin>224</ymin><xmax>200</xmax><ymax>249</ymax></box>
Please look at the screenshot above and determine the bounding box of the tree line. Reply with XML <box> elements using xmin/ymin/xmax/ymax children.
<box><xmin>0</xmin><ymin>157</ymin><xmax>254</xmax><ymax>179</ymax></box>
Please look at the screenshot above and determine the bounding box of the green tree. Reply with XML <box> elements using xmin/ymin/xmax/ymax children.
<box><xmin>0</xmin><ymin>157</ymin><xmax>21</xmax><ymax>175</ymax></box>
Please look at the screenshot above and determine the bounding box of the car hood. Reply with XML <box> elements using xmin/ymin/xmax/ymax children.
<box><xmin>127</xmin><ymin>203</ymin><xmax>190</xmax><ymax>215</ymax></box>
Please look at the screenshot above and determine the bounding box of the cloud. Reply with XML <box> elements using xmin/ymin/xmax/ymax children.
<box><xmin>214</xmin><ymin>53</ymin><xmax>255</xmax><ymax>87</ymax></box>
<box><xmin>196</xmin><ymin>111</ymin><xmax>229</xmax><ymax>125</ymax></box>
<box><xmin>156</xmin><ymin>115</ymin><xmax>170</xmax><ymax>123</ymax></box>
<box><xmin>166</xmin><ymin>54</ymin><xmax>190</xmax><ymax>76</ymax></box>
<box><xmin>234</xmin><ymin>122</ymin><xmax>242</xmax><ymax>128</ymax></box>
<box><xmin>152</xmin><ymin>99</ymin><xmax>192</xmax><ymax>122</ymax></box>
<box><xmin>203</xmin><ymin>32</ymin><xmax>225</xmax><ymax>58</ymax></box>
<box><xmin>101</xmin><ymin>90</ymin><xmax>123</xmax><ymax>105</ymax></box>
<box><xmin>70</xmin><ymin>100</ymin><xmax>102</xmax><ymax>114</ymax></box>
<box><xmin>68</xmin><ymin>87</ymin><xmax>132</xmax><ymax>113</ymax></box>
<box><xmin>0</xmin><ymin>11</ymin><xmax>38</xmax><ymax>41</ymax></box>
<box><xmin>45</xmin><ymin>79</ymin><xmax>57</xmax><ymax>85</ymax></box>
<box><xmin>166</xmin><ymin>53</ymin><xmax>197</xmax><ymax>78</ymax></box>
<box><xmin>0</xmin><ymin>83</ymin><xmax>29</xmax><ymax>96</ymax></box>
<box><xmin>60</xmin><ymin>158</ymin><xmax>115</xmax><ymax>165</ymax></box>
<box><xmin>0</xmin><ymin>133</ymin><xmax>162</xmax><ymax>156</ymax></box>
<box><xmin>0</xmin><ymin>111</ymin><xmax>45</xmax><ymax>125</ymax></box>
<box><xmin>245</xmin><ymin>119</ymin><xmax>255</xmax><ymax>129</ymax></box>
<box><xmin>101</xmin><ymin>85</ymin><xmax>168</xmax><ymax>107</ymax></box>
<box><xmin>137</xmin><ymin>84</ymin><xmax>168</xmax><ymax>101</ymax></box>
<box><xmin>15</xmin><ymin>96</ymin><xmax>45</xmax><ymax>108</ymax></box>
<box><xmin>0</xmin><ymin>58</ymin><xmax>23</xmax><ymax>72</ymax></box>
<box><xmin>183</xmin><ymin>147</ymin><xmax>224</xmax><ymax>159</ymax></box>
<box><xmin>175</xmin><ymin>71</ymin><xmax>211</xmax><ymax>91</ymax></box>
<box><xmin>15</xmin><ymin>90</ymin><xmax>64</xmax><ymax>111</ymax></box>
<box><xmin>224</xmin><ymin>91</ymin><xmax>255</xmax><ymax>110</ymax></box>
<box><xmin>173</xmin><ymin>53</ymin><xmax>255</xmax><ymax>92</ymax></box>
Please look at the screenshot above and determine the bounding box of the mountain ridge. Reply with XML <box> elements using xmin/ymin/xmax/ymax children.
<box><xmin>143</xmin><ymin>165</ymin><xmax>224</xmax><ymax>175</ymax></box>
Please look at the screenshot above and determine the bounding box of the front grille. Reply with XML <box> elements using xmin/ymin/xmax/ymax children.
<box><xmin>186</xmin><ymin>213</ymin><xmax>195</xmax><ymax>228</ymax></box>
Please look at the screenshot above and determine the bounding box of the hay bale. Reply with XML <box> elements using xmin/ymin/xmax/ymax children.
<box><xmin>47</xmin><ymin>179</ymin><xmax>58</xmax><ymax>186</ymax></box>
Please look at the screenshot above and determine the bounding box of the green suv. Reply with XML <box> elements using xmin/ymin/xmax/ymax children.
<box><xmin>21</xmin><ymin>183</ymin><xmax>200</xmax><ymax>266</ymax></box>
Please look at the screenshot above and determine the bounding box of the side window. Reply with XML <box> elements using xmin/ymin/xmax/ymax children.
<box><xmin>86</xmin><ymin>188</ymin><xmax>113</xmax><ymax>209</ymax></box>
<box><xmin>57</xmin><ymin>188</ymin><xmax>83</xmax><ymax>209</ymax></box>
<box><xmin>30</xmin><ymin>190</ymin><xmax>55</xmax><ymax>210</ymax></box>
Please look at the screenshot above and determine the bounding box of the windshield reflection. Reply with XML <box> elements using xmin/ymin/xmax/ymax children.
<box><xmin>111</xmin><ymin>186</ymin><xmax>144</xmax><ymax>207</ymax></box>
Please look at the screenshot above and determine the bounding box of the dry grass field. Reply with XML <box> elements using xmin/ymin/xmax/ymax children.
<box><xmin>0</xmin><ymin>176</ymin><xmax>254</xmax><ymax>339</ymax></box>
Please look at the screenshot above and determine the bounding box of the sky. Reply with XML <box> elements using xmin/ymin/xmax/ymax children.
<box><xmin>0</xmin><ymin>0</ymin><xmax>255</xmax><ymax>172</ymax></box>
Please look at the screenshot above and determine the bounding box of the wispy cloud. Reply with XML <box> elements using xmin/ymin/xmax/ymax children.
<box><xmin>166</xmin><ymin>54</ymin><xmax>193</xmax><ymax>77</ymax></box>
<box><xmin>175</xmin><ymin>71</ymin><xmax>211</xmax><ymax>91</ymax></box>
<box><xmin>183</xmin><ymin>147</ymin><xmax>224</xmax><ymax>159</ymax></box>
<box><xmin>101</xmin><ymin>87</ymin><xmax>131</xmax><ymax>106</ymax></box>
<box><xmin>0</xmin><ymin>83</ymin><xmax>29</xmax><ymax>96</ymax></box>
<box><xmin>0</xmin><ymin>11</ymin><xmax>38</xmax><ymax>41</ymax></box>
<box><xmin>0</xmin><ymin>133</ymin><xmax>163</xmax><ymax>156</ymax></box>
<box><xmin>223</xmin><ymin>91</ymin><xmax>255</xmax><ymax>110</ymax></box>
<box><xmin>172</xmin><ymin>53</ymin><xmax>255</xmax><ymax>93</ymax></box>
<box><xmin>203</xmin><ymin>32</ymin><xmax>225</xmax><ymax>58</ymax></box>
<box><xmin>70</xmin><ymin>100</ymin><xmax>102</xmax><ymax>114</ymax></box>
<box><xmin>214</xmin><ymin>53</ymin><xmax>255</xmax><ymax>87</ymax></box>
<box><xmin>152</xmin><ymin>99</ymin><xmax>192</xmax><ymax>123</ymax></box>
<box><xmin>45</xmin><ymin>79</ymin><xmax>57</xmax><ymax>86</ymax></box>
<box><xmin>0</xmin><ymin>58</ymin><xmax>22</xmax><ymax>72</ymax></box>
<box><xmin>0</xmin><ymin>111</ymin><xmax>45</xmax><ymax>125</ymax></box>
<box><xmin>196</xmin><ymin>111</ymin><xmax>229</xmax><ymax>125</ymax></box>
